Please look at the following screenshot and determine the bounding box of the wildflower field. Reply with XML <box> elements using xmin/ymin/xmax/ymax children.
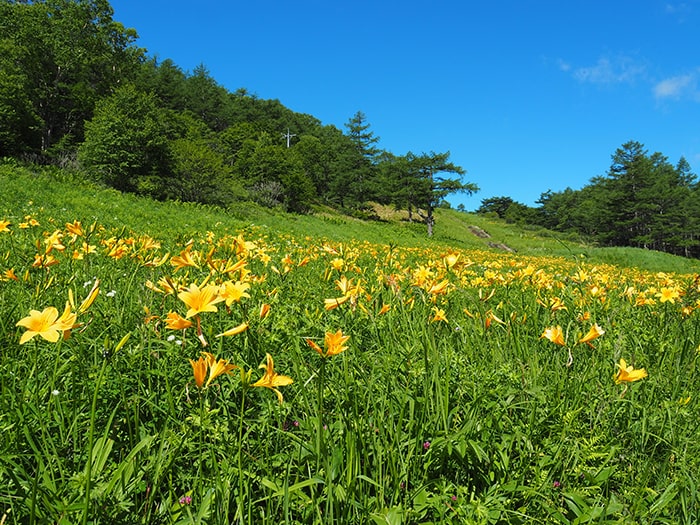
<box><xmin>2</xmin><ymin>171</ymin><xmax>700</xmax><ymax>524</ymax></box>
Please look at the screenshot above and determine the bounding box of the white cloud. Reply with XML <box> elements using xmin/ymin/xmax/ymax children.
<box><xmin>665</xmin><ymin>2</ymin><xmax>690</xmax><ymax>14</ymax></box>
<box><xmin>653</xmin><ymin>72</ymin><xmax>698</xmax><ymax>100</ymax></box>
<box><xmin>557</xmin><ymin>59</ymin><xmax>571</xmax><ymax>73</ymax></box>
<box><xmin>572</xmin><ymin>56</ymin><xmax>646</xmax><ymax>85</ymax></box>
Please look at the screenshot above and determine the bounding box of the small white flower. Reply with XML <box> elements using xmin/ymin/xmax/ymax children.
<box><xmin>51</xmin><ymin>389</ymin><xmax>60</xmax><ymax>396</ymax></box>
<box><xmin>106</xmin><ymin>290</ymin><xmax>117</xmax><ymax>297</ymax></box>
<box><xmin>175</xmin><ymin>340</ymin><xmax>183</xmax><ymax>346</ymax></box>
<box><xmin>83</xmin><ymin>280</ymin><xmax>93</xmax><ymax>288</ymax></box>
<box><xmin>167</xmin><ymin>335</ymin><xmax>176</xmax><ymax>342</ymax></box>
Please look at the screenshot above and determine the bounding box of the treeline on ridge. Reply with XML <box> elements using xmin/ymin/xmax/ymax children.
<box><xmin>477</xmin><ymin>141</ymin><xmax>700</xmax><ymax>258</ymax></box>
<box><xmin>0</xmin><ymin>0</ymin><xmax>476</xmax><ymax>236</ymax></box>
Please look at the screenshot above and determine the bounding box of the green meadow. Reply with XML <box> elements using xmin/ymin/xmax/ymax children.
<box><xmin>2</xmin><ymin>162</ymin><xmax>700</xmax><ymax>524</ymax></box>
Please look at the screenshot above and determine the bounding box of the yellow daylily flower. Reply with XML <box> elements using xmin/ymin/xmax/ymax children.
<box><xmin>444</xmin><ymin>252</ymin><xmax>459</xmax><ymax>269</ymax></box>
<box><xmin>219</xmin><ymin>280</ymin><xmax>250</xmax><ymax>306</ymax></box>
<box><xmin>165</xmin><ymin>312</ymin><xmax>193</xmax><ymax>330</ymax></box>
<box><xmin>78</xmin><ymin>279</ymin><xmax>100</xmax><ymax>314</ymax></box>
<box><xmin>178</xmin><ymin>283</ymin><xmax>224</xmax><ymax>319</ymax></box>
<box><xmin>16</xmin><ymin>307</ymin><xmax>62</xmax><ymax>344</ymax></box>
<box><xmin>427</xmin><ymin>279</ymin><xmax>450</xmax><ymax>296</ymax></box>
<box><xmin>252</xmin><ymin>353</ymin><xmax>293</xmax><ymax>403</ymax></box>
<box><xmin>205</xmin><ymin>352</ymin><xmax>238</xmax><ymax>388</ymax></box>
<box><xmin>541</xmin><ymin>325</ymin><xmax>566</xmax><ymax>346</ymax></box>
<box><xmin>324</xmin><ymin>295</ymin><xmax>350</xmax><ymax>310</ymax></box>
<box><xmin>55</xmin><ymin>302</ymin><xmax>78</xmax><ymax>332</ymax></box>
<box><xmin>330</xmin><ymin>258</ymin><xmax>345</xmax><ymax>271</ymax></box>
<box><xmin>578</xmin><ymin>324</ymin><xmax>605</xmax><ymax>347</ymax></box>
<box><xmin>657</xmin><ymin>287</ymin><xmax>680</xmax><ymax>304</ymax></box>
<box><xmin>614</xmin><ymin>358</ymin><xmax>648</xmax><ymax>384</ymax></box>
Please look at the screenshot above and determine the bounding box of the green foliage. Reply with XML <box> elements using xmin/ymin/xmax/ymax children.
<box><xmin>536</xmin><ymin>141</ymin><xmax>700</xmax><ymax>259</ymax></box>
<box><xmin>476</xmin><ymin>196</ymin><xmax>516</xmax><ymax>218</ymax></box>
<box><xmin>0</xmin><ymin>37</ymin><xmax>42</xmax><ymax>155</ymax></box>
<box><xmin>380</xmin><ymin>151</ymin><xmax>477</xmax><ymax>237</ymax></box>
<box><xmin>79</xmin><ymin>85</ymin><xmax>171</xmax><ymax>194</ymax></box>
<box><xmin>0</xmin><ymin>0</ymin><xmax>143</xmax><ymax>155</ymax></box>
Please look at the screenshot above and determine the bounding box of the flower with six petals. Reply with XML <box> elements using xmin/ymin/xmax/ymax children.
<box><xmin>252</xmin><ymin>353</ymin><xmax>293</xmax><ymax>403</ymax></box>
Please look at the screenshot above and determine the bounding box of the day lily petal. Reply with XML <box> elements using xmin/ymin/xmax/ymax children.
<box><xmin>189</xmin><ymin>355</ymin><xmax>208</xmax><ymax>388</ymax></box>
<box><xmin>217</xmin><ymin>322</ymin><xmax>249</xmax><ymax>337</ymax></box>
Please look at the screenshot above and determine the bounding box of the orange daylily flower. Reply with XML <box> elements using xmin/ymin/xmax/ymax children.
<box><xmin>324</xmin><ymin>329</ymin><xmax>350</xmax><ymax>356</ymax></box>
<box><xmin>431</xmin><ymin>307</ymin><xmax>448</xmax><ymax>323</ymax></box>
<box><xmin>65</xmin><ymin>220</ymin><xmax>84</xmax><ymax>238</ymax></box>
<box><xmin>189</xmin><ymin>352</ymin><xmax>237</xmax><ymax>389</ymax></box>
<box><xmin>190</xmin><ymin>355</ymin><xmax>208</xmax><ymax>388</ymax></box>
<box><xmin>171</xmin><ymin>245</ymin><xmax>199</xmax><ymax>271</ymax></box>
<box><xmin>307</xmin><ymin>329</ymin><xmax>350</xmax><ymax>358</ymax></box>
<box><xmin>2</xmin><ymin>268</ymin><xmax>18</xmax><ymax>281</ymax></box>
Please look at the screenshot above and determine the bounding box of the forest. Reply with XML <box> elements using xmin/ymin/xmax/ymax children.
<box><xmin>1</xmin><ymin>0</ymin><xmax>699</xmax><ymax>255</ymax></box>
<box><xmin>0</xmin><ymin>0</ymin><xmax>475</xmax><ymax>236</ymax></box>
<box><xmin>477</xmin><ymin>141</ymin><xmax>700</xmax><ymax>258</ymax></box>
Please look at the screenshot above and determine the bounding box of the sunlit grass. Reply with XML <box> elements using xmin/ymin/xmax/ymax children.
<box><xmin>1</xmin><ymin>162</ymin><xmax>700</xmax><ymax>523</ymax></box>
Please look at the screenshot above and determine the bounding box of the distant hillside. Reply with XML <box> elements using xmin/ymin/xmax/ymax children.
<box><xmin>2</xmin><ymin>161</ymin><xmax>699</xmax><ymax>275</ymax></box>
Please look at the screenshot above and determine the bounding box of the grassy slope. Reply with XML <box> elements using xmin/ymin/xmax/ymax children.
<box><xmin>2</xmin><ymin>162</ymin><xmax>699</xmax><ymax>274</ymax></box>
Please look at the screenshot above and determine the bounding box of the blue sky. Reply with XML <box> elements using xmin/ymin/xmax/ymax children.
<box><xmin>110</xmin><ymin>0</ymin><xmax>700</xmax><ymax>210</ymax></box>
